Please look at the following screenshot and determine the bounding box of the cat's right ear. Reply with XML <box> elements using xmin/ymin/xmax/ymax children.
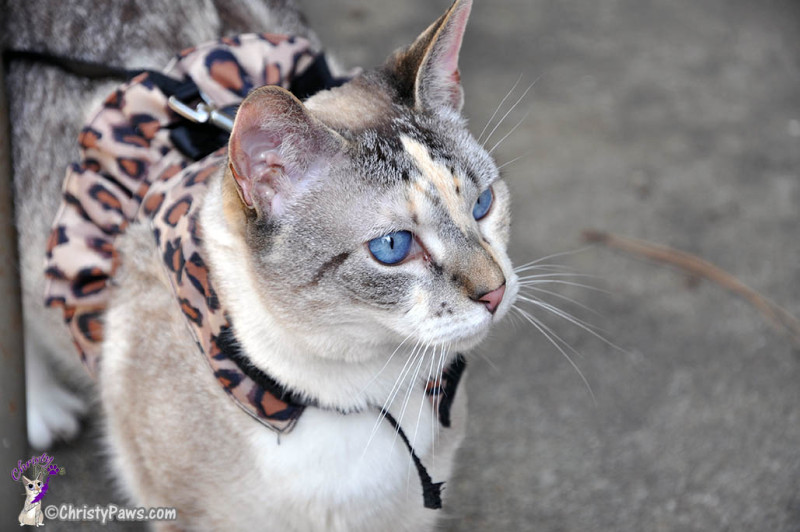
<box><xmin>21</xmin><ymin>475</ymin><xmax>31</xmax><ymax>484</ymax></box>
<box><xmin>390</xmin><ymin>0</ymin><xmax>472</xmax><ymax>113</ymax></box>
<box><xmin>228</xmin><ymin>86</ymin><xmax>343</xmax><ymax>217</ymax></box>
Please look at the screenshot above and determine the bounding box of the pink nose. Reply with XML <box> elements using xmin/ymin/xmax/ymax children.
<box><xmin>478</xmin><ymin>283</ymin><xmax>506</xmax><ymax>314</ymax></box>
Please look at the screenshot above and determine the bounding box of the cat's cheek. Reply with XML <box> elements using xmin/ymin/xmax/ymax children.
<box><xmin>485</xmin><ymin>180</ymin><xmax>512</xmax><ymax>247</ymax></box>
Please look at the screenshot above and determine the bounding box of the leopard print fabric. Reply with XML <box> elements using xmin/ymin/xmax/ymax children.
<box><xmin>45</xmin><ymin>34</ymin><xmax>317</xmax><ymax>433</ymax></box>
<box><xmin>44</xmin><ymin>33</ymin><xmax>465</xmax><ymax>434</ymax></box>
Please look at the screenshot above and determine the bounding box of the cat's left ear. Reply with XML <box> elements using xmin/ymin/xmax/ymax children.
<box><xmin>394</xmin><ymin>0</ymin><xmax>472</xmax><ymax>112</ymax></box>
<box><xmin>227</xmin><ymin>85</ymin><xmax>343</xmax><ymax>217</ymax></box>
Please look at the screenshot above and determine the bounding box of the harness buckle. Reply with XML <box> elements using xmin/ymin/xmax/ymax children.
<box><xmin>167</xmin><ymin>91</ymin><xmax>234</xmax><ymax>132</ymax></box>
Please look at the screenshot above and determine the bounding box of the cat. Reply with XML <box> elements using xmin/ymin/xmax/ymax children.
<box><xmin>6</xmin><ymin>0</ymin><xmax>518</xmax><ymax>529</ymax></box>
<box><xmin>17</xmin><ymin>474</ymin><xmax>44</xmax><ymax>527</ymax></box>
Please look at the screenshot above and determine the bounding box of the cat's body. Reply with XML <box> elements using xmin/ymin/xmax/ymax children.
<box><xmin>6</xmin><ymin>1</ymin><xmax>517</xmax><ymax>529</ymax></box>
<box><xmin>17</xmin><ymin>475</ymin><xmax>44</xmax><ymax>527</ymax></box>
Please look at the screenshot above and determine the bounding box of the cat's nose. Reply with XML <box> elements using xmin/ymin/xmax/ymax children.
<box><xmin>475</xmin><ymin>283</ymin><xmax>506</xmax><ymax>314</ymax></box>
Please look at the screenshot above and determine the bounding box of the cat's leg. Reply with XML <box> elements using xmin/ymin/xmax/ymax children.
<box><xmin>20</xmin><ymin>507</ymin><xmax>33</xmax><ymax>526</ymax></box>
<box><xmin>25</xmin><ymin>334</ymin><xmax>88</xmax><ymax>449</ymax></box>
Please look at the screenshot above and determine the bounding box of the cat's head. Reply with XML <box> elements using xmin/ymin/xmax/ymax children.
<box><xmin>222</xmin><ymin>0</ymin><xmax>516</xmax><ymax>356</ymax></box>
<box><xmin>21</xmin><ymin>474</ymin><xmax>43</xmax><ymax>497</ymax></box>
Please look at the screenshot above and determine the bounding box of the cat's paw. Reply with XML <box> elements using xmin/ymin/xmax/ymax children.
<box><xmin>26</xmin><ymin>352</ymin><xmax>87</xmax><ymax>449</ymax></box>
<box><xmin>27</xmin><ymin>384</ymin><xmax>86</xmax><ymax>449</ymax></box>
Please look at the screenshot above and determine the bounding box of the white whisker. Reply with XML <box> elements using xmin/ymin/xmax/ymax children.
<box><xmin>432</xmin><ymin>342</ymin><xmax>451</xmax><ymax>470</ymax></box>
<box><xmin>482</xmin><ymin>77</ymin><xmax>539</xmax><ymax>149</ymax></box>
<box><xmin>362</xmin><ymin>338</ymin><xmax>424</xmax><ymax>459</ymax></box>
<box><xmin>358</xmin><ymin>325</ymin><xmax>421</xmax><ymax>395</ymax></box>
<box><xmin>488</xmin><ymin>108</ymin><xmax>531</xmax><ymax>155</ymax></box>
<box><xmin>513</xmin><ymin>306</ymin><xmax>596</xmax><ymax>404</ymax></box>
<box><xmin>513</xmin><ymin>246</ymin><xmax>595</xmax><ymax>271</ymax></box>
<box><xmin>477</xmin><ymin>73</ymin><xmax>522</xmax><ymax>143</ymax></box>
<box><xmin>515</xmin><ymin>306</ymin><xmax>586</xmax><ymax>361</ymax></box>
<box><xmin>518</xmin><ymin>279</ymin><xmax>609</xmax><ymax>294</ymax></box>
<box><xmin>496</xmin><ymin>153</ymin><xmax>529</xmax><ymax>172</ymax></box>
<box><xmin>408</xmin><ymin>344</ymin><xmax>440</xmax><ymax>488</ymax></box>
<box><xmin>391</xmin><ymin>342</ymin><xmax>429</xmax><ymax>455</ymax></box>
<box><xmin>520</xmin><ymin>286</ymin><xmax>601</xmax><ymax>316</ymax></box>
<box><xmin>517</xmin><ymin>272</ymin><xmax>597</xmax><ymax>281</ymax></box>
<box><xmin>513</xmin><ymin>263</ymin><xmax>576</xmax><ymax>273</ymax></box>
<box><xmin>518</xmin><ymin>295</ymin><xmax>603</xmax><ymax>332</ymax></box>
<box><xmin>518</xmin><ymin>296</ymin><xmax>626</xmax><ymax>353</ymax></box>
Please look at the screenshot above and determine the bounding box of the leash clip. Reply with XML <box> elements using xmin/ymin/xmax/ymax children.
<box><xmin>167</xmin><ymin>91</ymin><xmax>234</xmax><ymax>132</ymax></box>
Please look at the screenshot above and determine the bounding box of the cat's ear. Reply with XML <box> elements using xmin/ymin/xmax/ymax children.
<box><xmin>21</xmin><ymin>475</ymin><xmax>31</xmax><ymax>484</ymax></box>
<box><xmin>228</xmin><ymin>85</ymin><xmax>343</xmax><ymax>217</ymax></box>
<box><xmin>392</xmin><ymin>0</ymin><xmax>472</xmax><ymax>112</ymax></box>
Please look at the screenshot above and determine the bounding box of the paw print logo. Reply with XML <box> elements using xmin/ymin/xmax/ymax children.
<box><xmin>48</xmin><ymin>464</ymin><xmax>59</xmax><ymax>476</ymax></box>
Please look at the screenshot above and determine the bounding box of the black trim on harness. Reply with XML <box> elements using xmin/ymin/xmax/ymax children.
<box><xmin>437</xmin><ymin>354</ymin><xmax>466</xmax><ymax>428</ymax></box>
<box><xmin>289</xmin><ymin>52</ymin><xmax>349</xmax><ymax>100</ymax></box>
<box><xmin>217</xmin><ymin>324</ymin><xmax>309</xmax><ymax>408</ymax></box>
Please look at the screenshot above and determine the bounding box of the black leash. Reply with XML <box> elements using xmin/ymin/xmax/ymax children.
<box><xmin>3</xmin><ymin>47</ymin><xmax>347</xmax><ymax>161</ymax></box>
<box><xmin>3</xmin><ymin>48</ymin><xmax>221</xmax><ymax>159</ymax></box>
<box><xmin>2</xmin><ymin>49</ymin><xmax>137</xmax><ymax>81</ymax></box>
<box><xmin>379</xmin><ymin>408</ymin><xmax>444</xmax><ymax>510</ymax></box>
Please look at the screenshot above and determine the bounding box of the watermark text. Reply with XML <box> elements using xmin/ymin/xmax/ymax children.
<box><xmin>44</xmin><ymin>503</ymin><xmax>177</xmax><ymax>524</ymax></box>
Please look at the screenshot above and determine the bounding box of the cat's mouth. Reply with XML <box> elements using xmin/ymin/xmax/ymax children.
<box><xmin>419</xmin><ymin>313</ymin><xmax>494</xmax><ymax>350</ymax></box>
<box><xmin>416</xmin><ymin>280</ymin><xmax>517</xmax><ymax>350</ymax></box>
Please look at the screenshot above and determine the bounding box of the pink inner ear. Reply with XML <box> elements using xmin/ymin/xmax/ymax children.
<box><xmin>437</xmin><ymin>11</ymin><xmax>468</xmax><ymax>77</ymax></box>
<box><xmin>419</xmin><ymin>0</ymin><xmax>472</xmax><ymax>110</ymax></box>
<box><xmin>230</xmin><ymin>126</ymin><xmax>286</xmax><ymax>209</ymax></box>
<box><xmin>227</xmin><ymin>85</ymin><xmax>339</xmax><ymax>214</ymax></box>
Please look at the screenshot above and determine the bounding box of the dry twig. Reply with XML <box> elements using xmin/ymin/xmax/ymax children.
<box><xmin>583</xmin><ymin>229</ymin><xmax>800</xmax><ymax>349</ymax></box>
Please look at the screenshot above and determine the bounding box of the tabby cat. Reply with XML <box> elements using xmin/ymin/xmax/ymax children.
<box><xmin>7</xmin><ymin>0</ymin><xmax>517</xmax><ymax>529</ymax></box>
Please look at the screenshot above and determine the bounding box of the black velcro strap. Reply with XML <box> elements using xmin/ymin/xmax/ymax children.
<box><xmin>289</xmin><ymin>52</ymin><xmax>349</xmax><ymax>100</ymax></box>
<box><xmin>167</xmin><ymin>105</ymin><xmax>237</xmax><ymax>161</ymax></box>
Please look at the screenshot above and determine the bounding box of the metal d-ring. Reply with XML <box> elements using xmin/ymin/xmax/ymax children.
<box><xmin>167</xmin><ymin>91</ymin><xmax>234</xmax><ymax>132</ymax></box>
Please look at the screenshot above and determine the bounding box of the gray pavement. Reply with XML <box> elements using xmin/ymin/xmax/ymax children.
<box><xmin>7</xmin><ymin>0</ymin><xmax>800</xmax><ymax>530</ymax></box>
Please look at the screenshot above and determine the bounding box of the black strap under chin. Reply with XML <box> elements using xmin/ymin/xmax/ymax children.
<box><xmin>379</xmin><ymin>408</ymin><xmax>444</xmax><ymax>510</ymax></box>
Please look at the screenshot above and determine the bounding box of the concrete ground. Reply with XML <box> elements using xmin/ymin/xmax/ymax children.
<box><xmin>6</xmin><ymin>0</ymin><xmax>800</xmax><ymax>530</ymax></box>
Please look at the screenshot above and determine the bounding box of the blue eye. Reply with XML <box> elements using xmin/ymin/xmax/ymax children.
<box><xmin>368</xmin><ymin>231</ymin><xmax>413</xmax><ymax>265</ymax></box>
<box><xmin>473</xmin><ymin>187</ymin><xmax>493</xmax><ymax>220</ymax></box>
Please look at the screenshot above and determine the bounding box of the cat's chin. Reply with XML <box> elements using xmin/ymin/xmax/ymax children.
<box><xmin>450</xmin><ymin>329</ymin><xmax>491</xmax><ymax>352</ymax></box>
<box><xmin>415</xmin><ymin>317</ymin><xmax>493</xmax><ymax>352</ymax></box>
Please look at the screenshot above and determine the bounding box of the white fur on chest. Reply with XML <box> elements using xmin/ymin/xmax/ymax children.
<box><xmin>240</xmin><ymin>391</ymin><xmax>465</xmax><ymax>532</ymax></box>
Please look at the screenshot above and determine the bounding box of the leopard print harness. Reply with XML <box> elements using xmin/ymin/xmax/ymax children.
<box><xmin>43</xmin><ymin>34</ymin><xmax>465</xmax><ymax>509</ymax></box>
